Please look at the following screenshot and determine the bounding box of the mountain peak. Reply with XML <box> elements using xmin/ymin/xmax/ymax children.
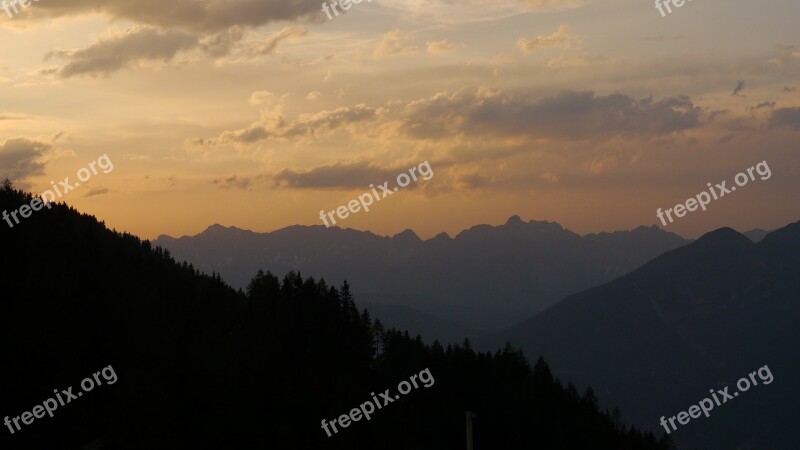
<box><xmin>505</xmin><ymin>215</ymin><xmax>524</xmax><ymax>225</ymax></box>
<box><xmin>198</xmin><ymin>224</ymin><xmax>247</xmax><ymax>237</ymax></box>
<box><xmin>392</xmin><ymin>229</ymin><xmax>421</xmax><ymax>242</ymax></box>
<box><xmin>689</xmin><ymin>227</ymin><xmax>752</xmax><ymax>254</ymax></box>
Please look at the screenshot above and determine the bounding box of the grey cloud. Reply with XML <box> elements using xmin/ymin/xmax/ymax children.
<box><xmin>373</xmin><ymin>30</ymin><xmax>420</xmax><ymax>59</ymax></box>
<box><xmin>31</xmin><ymin>0</ymin><xmax>323</xmax><ymax>33</ymax></box>
<box><xmin>0</xmin><ymin>113</ymin><xmax>28</xmax><ymax>121</ymax></box>
<box><xmin>274</xmin><ymin>162</ymin><xmax>399</xmax><ymax>189</ymax></box>
<box><xmin>715</xmin><ymin>133</ymin><xmax>735</xmax><ymax>145</ymax></box>
<box><xmin>768</xmin><ymin>107</ymin><xmax>800</xmax><ymax>131</ymax></box>
<box><xmin>199</xmin><ymin>26</ymin><xmax>305</xmax><ymax>60</ymax></box>
<box><xmin>194</xmin><ymin>88</ymin><xmax>705</xmax><ymax>148</ymax></box>
<box><xmin>0</xmin><ymin>137</ymin><xmax>51</xmax><ymax>183</ymax></box>
<box><xmin>458</xmin><ymin>173</ymin><xmax>490</xmax><ymax>189</ymax></box>
<box><xmin>732</xmin><ymin>80</ymin><xmax>746</xmax><ymax>97</ymax></box>
<box><xmin>200</xmin><ymin>27</ymin><xmax>245</xmax><ymax>57</ymax></box>
<box><xmin>34</xmin><ymin>66</ymin><xmax>60</xmax><ymax>76</ymax></box>
<box><xmin>517</xmin><ymin>25</ymin><xmax>577</xmax><ymax>55</ymax></box>
<box><xmin>249</xmin><ymin>27</ymin><xmax>307</xmax><ymax>56</ymax></box>
<box><xmin>196</xmin><ymin>104</ymin><xmax>381</xmax><ymax>145</ymax></box>
<box><xmin>747</xmin><ymin>101</ymin><xmax>775</xmax><ymax>112</ymax></box>
<box><xmin>212</xmin><ymin>175</ymin><xmax>252</xmax><ymax>190</ymax></box>
<box><xmin>401</xmin><ymin>89</ymin><xmax>704</xmax><ymax>140</ymax></box>
<box><xmin>708</xmin><ymin>109</ymin><xmax>729</xmax><ymax>121</ymax></box>
<box><xmin>53</xmin><ymin>26</ymin><xmax>198</xmax><ymax>78</ymax></box>
<box><xmin>84</xmin><ymin>187</ymin><xmax>110</xmax><ymax>198</ymax></box>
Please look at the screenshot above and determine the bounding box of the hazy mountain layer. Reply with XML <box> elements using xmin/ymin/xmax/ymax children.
<box><xmin>154</xmin><ymin>216</ymin><xmax>690</xmax><ymax>337</ymax></box>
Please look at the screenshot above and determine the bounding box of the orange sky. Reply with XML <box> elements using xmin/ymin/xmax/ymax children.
<box><xmin>1</xmin><ymin>0</ymin><xmax>799</xmax><ymax>240</ymax></box>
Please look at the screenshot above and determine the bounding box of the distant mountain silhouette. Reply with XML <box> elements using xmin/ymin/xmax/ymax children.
<box><xmin>481</xmin><ymin>221</ymin><xmax>800</xmax><ymax>449</ymax></box>
<box><xmin>154</xmin><ymin>216</ymin><xmax>689</xmax><ymax>340</ymax></box>
<box><xmin>0</xmin><ymin>182</ymin><xmax>674</xmax><ymax>450</ymax></box>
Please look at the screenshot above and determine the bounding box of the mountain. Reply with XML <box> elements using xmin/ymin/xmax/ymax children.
<box><xmin>0</xmin><ymin>183</ymin><xmax>674</xmax><ymax>450</ymax></box>
<box><xmin>481</xmin><ymin>222</ymin><xmax>800</xmax><ymax>449</ymax></box>
<box><xmin>154</xmin><ymin>217</ymin><xmax>689</xmax><ymax>340</ymax></box>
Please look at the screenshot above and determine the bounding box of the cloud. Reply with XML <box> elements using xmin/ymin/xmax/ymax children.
<box><xmin>28</xmin><ymin>0</ymin><xmax>323</xmax><ymax>33</ymax></box>
<box><xmin>212</xmin><ymin>175</ymin><xmax>252</xmax><ymax>190</ymax></box>
<box><xmin>306</xmin><ymin>91</ymin><xmax>321</xmax><ymax>101</ymax></box>
<box><xmin>84</xmin><ymin>187</ymin><xmax>110</xmax><ymax>197</ymax></box>
<box><xmin>34</xmin><ymin>66</ymin><xmax>60</xmax><ymax>76</ymax></box>
<box><xmin>399</xmin><ymin>88</ymin><xmax>704</xmax><ymax>140</ymax></box>
<box><xmin>247</xmin><ymin>26</ymin><xmax>307</xmax><ymax>56</ymax></box>
<box><xmin>274</xmin><ymin>161</ymin><xmax>400</xmax><ymax>189</ymax></box>
<box><xmin>50</xmin><ymin>26</ymin><xmax>198</xmax><ymax>78</ymax></box>
<box><xmin>517</xmin><ymin>25</ymin><xmax>578</xmax><ymax>55</ymax></box>
<box><xmin>426</xmin><ymin>40</ymin><xmax>457</xmax><ymax>54</ymax></box>
<box><xmin>192</xmin><ymin>87</ymin><xmax>707</xmax><ymax>151</ymax></box>
<box><xmin>768</xmin><ymin>107</ymin><xmax>800</xmax><ymax>131</ymax></box>
<box><xmin>0</xmin><ymin>113</ymin><xmax>29</xmax><ymax>121</ymax></box>
<box><xmin>373</xmin><ymin>30</ymin><xmax>420</xmax><ymax>59</ymax></box>
<box><xmin>199</xmin><ymin>27</ymin><xmax>245</xmax><ymax>57</ymax></box>
<box><xmin>746</xmin><ymin>101</ymin><xmax>776</xmax><ymax>111</ymax></box>
<box><xmin>715</xmin><ymin>133</ymin><xmax>735</xmax><ymax>144</ymax></box>
<box><xmin>209</xmin><ymin>27</ymin><xmax>307</xmax><ymax>65</ymax></box>
<box><xmin>0</xmin><ymin>137</ymin><xmax>52</xmax><ymax>183</ymax></box>
<box><xmin>193</xmin><ymin>104</ymin><xmax>383</xmax><ymax>145</ymax></box>
<box><xmin>248</xmin><ymin>90</ymin><xmax>277</xmax><ymax>105</ymax></box>
<box><xmin>546</xmin><ymin>54</ymin><xmax>588</xmax><ymax>68</ymax></box>
<box><xmin>731</xmin><ymin>80</ymin><xmax>746</xmax><ymax>97</ymax></box>
<box><xmin>46</xmin><ymin>23</ymin><xmax>305</xmax><ymax>79</ymax></box>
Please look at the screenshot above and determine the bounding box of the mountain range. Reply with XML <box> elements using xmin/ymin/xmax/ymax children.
<box><xmin>154</xmin><ymin>216</ymin><xmax>691</xmax><ymax>340</ymax></box>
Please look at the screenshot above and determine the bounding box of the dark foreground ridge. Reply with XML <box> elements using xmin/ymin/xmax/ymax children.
<box><xmin>0</xmin><ymin>183</ymin><xmax>674</xmax><ymax>449</ymax></box>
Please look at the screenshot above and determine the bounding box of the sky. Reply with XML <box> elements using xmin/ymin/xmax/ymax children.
<box><xmin>1</xmin><ymin>0</ymin><xmax>799</xmax><ymax>240</ymax></box>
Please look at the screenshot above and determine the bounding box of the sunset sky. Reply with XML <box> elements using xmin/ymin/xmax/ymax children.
<box><xmin>1</xmin><ymin>0</ymin><xmax>798</xmax><ymax>240</ymax></box>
